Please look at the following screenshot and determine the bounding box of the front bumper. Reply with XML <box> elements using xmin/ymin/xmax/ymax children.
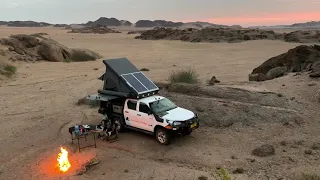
<box><xmin>171</xmin><ymin>116</ymin><xmax>200</xmax><ymax>130</ymax></box>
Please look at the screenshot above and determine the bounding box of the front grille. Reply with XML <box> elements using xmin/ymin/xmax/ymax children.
<box><xmin>179</xmin><ymin>117</ymin><xmax>196</xmax><ymax>127</ymax></box>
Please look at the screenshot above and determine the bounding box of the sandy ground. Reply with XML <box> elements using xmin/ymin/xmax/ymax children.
<box><xmin>0</xmin><ymin>27</ymin><xmax>320</xmax><ymax>180</ymax></box>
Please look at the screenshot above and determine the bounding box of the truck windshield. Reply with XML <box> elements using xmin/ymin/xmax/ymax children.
<box><xmin>150</xmin><ymin>98</ymin><xmax>177</xmax><ymax>114</ymax></box>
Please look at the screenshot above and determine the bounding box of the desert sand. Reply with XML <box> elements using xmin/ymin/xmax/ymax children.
<box><xmin>0</xmin><ymin>26</ymin><xmax>320</xmax><ymax>180</ymax></box>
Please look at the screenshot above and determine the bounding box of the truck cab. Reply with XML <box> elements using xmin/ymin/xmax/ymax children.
<box><xmin>123</xmin><ymin>96</ymin><xmax>199</xmax><ymax>144</ymax></box>
<box><xmin>87</xmin><ymin>58</ymin><xmax>199</xmax><ymax>145</ymax></box>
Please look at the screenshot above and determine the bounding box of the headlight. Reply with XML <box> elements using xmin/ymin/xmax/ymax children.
<box><xmin>173</xmin><ymin>121</ymin><xmax>182</xmax><ymax>126</ymax></box>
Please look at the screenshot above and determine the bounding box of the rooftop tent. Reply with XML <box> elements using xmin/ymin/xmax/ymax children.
<box><xmin>101</xmin><ymin>58</ymin><xmax>159</xmax><ymax>98</ymax></box>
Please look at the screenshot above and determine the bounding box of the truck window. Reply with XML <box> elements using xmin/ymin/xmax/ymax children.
<box><xmin>127</xmin><ymin>100</ymin><xmax>137</xmax><ymax>110</ymax></box>
<box><xmin>139</xmin><ymin>103</ymin><xmax>150</xmax><ymax>114</ymax></box>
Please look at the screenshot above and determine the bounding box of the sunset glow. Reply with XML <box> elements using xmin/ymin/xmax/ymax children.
<box><xmin>206</xmin><ymin>12</ymin><xmax>320</xmax><ymax>26</ymax></box>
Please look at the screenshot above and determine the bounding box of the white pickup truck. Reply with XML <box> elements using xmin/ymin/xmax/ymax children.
<box><xmin>87</xmin><ymin>58</ymin><xmax>199</xmax><ymax>144</ymax></box>
<box><xmin>93</xmin><ymin>93</ymin><xmax>199</xmax><ymax>145</ymax></box>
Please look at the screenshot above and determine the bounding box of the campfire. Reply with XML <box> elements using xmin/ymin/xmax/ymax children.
<box><xmin>57</xmin><ymin>147</ymin><xmax>71</xmax><ymax>172</ymax></box>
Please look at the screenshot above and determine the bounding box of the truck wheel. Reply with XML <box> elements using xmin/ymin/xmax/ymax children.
<box><xmin>183</xmin><ymin>128</ymin><xmax>193</xmax><ymax>135</ymax></box>
<box><xmin>155</xmin><ymin>128</ymin><xmax>171</xmax><ymax>145</ymax></box>
<box><xmin>115</xmin><ymin>118</ymin><xmax>125</xmax><ymax>132</ymax></box>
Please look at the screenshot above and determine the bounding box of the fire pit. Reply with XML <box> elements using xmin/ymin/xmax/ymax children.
<box><xmin>57</xmin><ymin>147</ymin><xmax>71</xmax><ymax>173</ymax></box>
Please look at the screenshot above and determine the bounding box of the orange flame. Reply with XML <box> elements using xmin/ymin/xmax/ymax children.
<box><xmin>57</xmin><ymin>147</ymin><xmax>71</xmax><ymax>172</ymax></box>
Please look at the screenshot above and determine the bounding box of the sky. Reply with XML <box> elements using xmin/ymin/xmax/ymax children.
<box><xmin>0</xmin><ymin>0</ymin><xmax>320</xmax><ymax>27</ymax></box>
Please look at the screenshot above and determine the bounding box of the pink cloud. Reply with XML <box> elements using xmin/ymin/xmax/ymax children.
<box><xmin>187</xmin><ymin>12</ymin><xmax>320</xmax><ymax>26</ymax></box>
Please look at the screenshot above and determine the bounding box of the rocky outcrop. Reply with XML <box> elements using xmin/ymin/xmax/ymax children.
<box><xmin>6</xmin><ymin>21</ymin><xmax>51</xmax><ymax>27</ymax></box>
<box><xmin>284</xmin><ymin>30</ymin><xmax>320</xmax><ymax>43</ymax></box>
<box><xmin>135</xmin><ymin>27</ymin><xmax>282</xmax><ymax>43</ymax></box>
<box><xmin>135</xmin><ymin>20</ymin><xmax>183</xmax><ymax>27</ymax></box>
<box><xmin>127</xmin><ymin>30</ymin><xmax>145</xmax><ymax>35</ymax></box>
<box><xmin>54</xmin><ymin>24</ymin><xmax>70</xmax><ymax>28</ymax></box>
<box><xmin>67</xmin><ymin>25</ymin><xmax>121</xmax><ymax>34</ymax></box>
<box><xmin>249</xmin><ymin>45</ymin><xmax>320</xmax><ymax>81</ymax></box>
<box><xmin>0</xmin><ymin>34</ymin><xmax>101</xmax><ymax>62</ymax></box>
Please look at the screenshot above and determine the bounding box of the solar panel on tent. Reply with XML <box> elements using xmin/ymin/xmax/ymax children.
<box><xmin>121</xmin><ymin>72</ymin><xmax>159</xmax><ymax>94</ymax></box>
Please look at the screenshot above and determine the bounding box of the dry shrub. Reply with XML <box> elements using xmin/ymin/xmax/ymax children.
<box><xmin>140</xmin><ymin>68</ymin><xmax>150</xmax><ymax>71</ymax></box>
<box><xmin>76</xmin><ymin>97</ymin><xmax>100</xmax><ymax>108</ymax></box>
<box><xmin>216</xmin><ymin>168</ymin><xmax>232</xmax><ymax>180</ymax></box>
<box><xmin>70</xmin><ymin>49</ymin><xmax>99</xmax><ymax>62</ymax></box>
<box><xmin>76</xmin><ymin>97</ymin><xmax>86</xmax><ymax>106</ymax></box>
<box><xmin>0</xmin><ymin>63</ymin><xmax>17</xmax><ymax>77</ymax></box>
<box><xmin>168</xmin><ymin>68</ymin><xmax>199</xmax><ymax>84</ymax></box>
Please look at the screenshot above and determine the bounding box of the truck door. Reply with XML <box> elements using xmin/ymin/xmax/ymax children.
<box><xmin>124</xmin><ymin>99</ymin><xmax>139</xmax><ymax>127</ymax></box>
<box><xmin>137</xmin><ymin>102</ymin><xmax>156</xmax><ymax>132</ymax></box>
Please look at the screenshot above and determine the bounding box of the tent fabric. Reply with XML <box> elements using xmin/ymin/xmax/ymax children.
<box><xmin>103</xmin><ymin>58</ymin><xmax>139</xmax><ymax>76</ymax></box>
<box><xmin>101</xmin><ymin>58</ymin><xmax>159</xmax><ymax>99</ymax></box>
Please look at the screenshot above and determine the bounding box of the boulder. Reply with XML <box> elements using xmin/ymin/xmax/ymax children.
<box><xmin>0</xmin><ymin>34</ymin><xmax>100</xmax><ymax>62</ymax></box>
<box><xmin>284</xmin><ymin>30</ymin><xmax>320</xmax><ymax>43</ymax></box>
<box><xmin>266</xmin><ymin>66</ymin><xmax>287</xmax><ymax>80</ymax></box>
<box><xmin>310</xmin><ymin>61</ymin><xmax>320</xmax><ymax>78</ymax></box>
<box><xmin>252</xmin><ymin>144</ymin><xmax>275</xmax><ymax>157</ymax></box>
<box><xmin>310</xmin><ymin>71</ymin><xmax>320</xmax><ymax>78</ymax></box>
<box><xmin>38</xmin><ymin>42</ymin><xmax>72</xmax><ymax>62</ymax></box>
<box><xmin>249</xmin><ymin>73</ymin><xmax>268</xmax><ymax>82</ymax></box>
<box><xmin>250</xmin><ymin>45</ymin><xmax>320</xmax><ymax>81</ymax></box>
<box><xmin>0</xmin><ymin>49</ymin><xmax>6</xmax><ymax>56</ymax></box>
<box><xmin>207</xmin><ymin>76</ymin><xmax>220</xmax><ymax>85</ymax></box>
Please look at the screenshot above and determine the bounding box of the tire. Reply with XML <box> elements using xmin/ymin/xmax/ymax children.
<box><xmin>114</xmin><ymin>117</ymin><xmax>125</xmax><ymax>132</ymax></box>
<box><xmin>155</xmin><ymin>128</ymin><xmax>171</xmax><ymax>145</ymax></box>
<box><xmin>183</xmin><ymin>129</ymin><xmax>192</xmax><ymax>135</ymax></box>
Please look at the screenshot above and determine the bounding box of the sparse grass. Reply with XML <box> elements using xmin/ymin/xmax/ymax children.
<box><xmin>216</xmin><ymin>168</ymin><xmax>232</xmax><ymax>180</ymax></box>
<box><xmin>198</xmin><ymin>176</ymin><xmax>208</xmax><ymax>180</ymax></box>
<box><xmin>64</xmin><ymin>59</ymin><xmax>72</xmax><ymax>63</ymax></box>
<box><xmin>168</xmin><ymin>68</ymin><xmax>199</xmax><ymax>84</ymax></box>
<box><xmin>0</xmin><ymin>63</ymin><xmax>17</xmax><ymax>77</ymax></box>
<box><xmin>70</xmin><ymin>50</ymin><xmax>97</xmax><ymax>62</ymax></box>
<box><xmin>140</xmin><ymin>68</ymin><xmax>150</xmax><ymax>71</ymax></box>
<box><xmin>299</xmin><ymin>173</ymin><xmax>320</xmax><ymax>180</ymax></box>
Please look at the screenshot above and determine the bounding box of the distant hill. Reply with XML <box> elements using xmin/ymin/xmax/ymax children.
<box><xmin>2</xmin><ymin>21</ymin><xmax>51</xmax><ymax>27</ymax></box>
<box><xmin>289</xmin><ymin>21</ymin><xmax>320</xmax><ymax>28</ymax></box>
<box><xmin>120</xmin><ymin>20</ymin><xmax>132</xmax><ymax>26</ymax></box>
<box><xmin>85</xmin><ymin>17</ymin><xmax>132</xmax><ymax>26</ymax></box>
<box><xmin>0</xmin><ymin>21</ymin><xmax>8</xmax><ymax>25</ymax></box>
<box><xmin>135</xmin><ymin>20</ymin><xmax>241</xmax><ymax>29</ymax></box>
<box><xmin>0</xmin><ymin>17</ymin><xmax>241</xmax><ymax>29</ymax></box>
<box><xmin>250</xmin><ymin>21</ymin><xmax>320</xmax><ymax>29</ymax></box>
